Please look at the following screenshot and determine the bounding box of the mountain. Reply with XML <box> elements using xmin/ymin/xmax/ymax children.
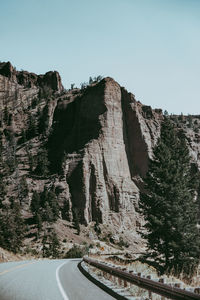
<box><xmin>0</xmin><ymin>62</ymin><xmax>200</xmax><ymax>254</ymax></box>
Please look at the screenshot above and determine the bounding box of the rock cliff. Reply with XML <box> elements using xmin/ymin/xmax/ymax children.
<box><xmin>0</xmin><ymin>62</ymin><xmax>199</xmax><ymax>251</ymax></box>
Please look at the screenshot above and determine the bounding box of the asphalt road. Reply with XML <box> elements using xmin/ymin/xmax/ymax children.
<box><xmin>0</xmin><ymin>259</ymin><xmax>115</xmax><ymax>300</ymax></box>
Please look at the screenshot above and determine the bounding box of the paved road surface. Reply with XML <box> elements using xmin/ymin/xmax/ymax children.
<box><xmin>0</xmin><ymin>259</ymin><xmax>115</xmax><ymax>300</ymax></box>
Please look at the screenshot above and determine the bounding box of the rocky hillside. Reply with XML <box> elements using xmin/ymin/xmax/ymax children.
<box><xmin>0</xmin><ymin>61</ymin><xmax>199</xmax><ymax>254</ymax></box>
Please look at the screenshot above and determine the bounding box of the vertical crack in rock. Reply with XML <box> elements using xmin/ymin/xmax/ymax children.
<box><xmin>102</xmin><ymin>155</ymin><xmax>116</xmax><ymax>212</ymax></box>
<box><xmin>121</xmin><ymin>87</ymin><xmax>149</xmax><ymax>178</ymax></box>
<box><xmin>89</xmin><ymin>163</ymin><xmax>102</xmax><ymax>223</ymax></box>
<box><xmin>67</xmin><ymin>160</ymin><xmax>87</xmax><ymax>225</ymax></box>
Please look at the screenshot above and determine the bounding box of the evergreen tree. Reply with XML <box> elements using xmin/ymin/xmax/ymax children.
<box><xmin>0</xmin><ymin>175</ymin><xmax>6</xmax><ymax>207</ymax></box>
<box><xmin>42</xmin><ymin>202</ymin><xmax>54</xmax><ymax>222</ymax></box>
<box><xmin>62</xmin><ymin>200</ymin><xmax>70</xmax><ymax>221</ymax></box>
<box><xmin>19</xmin><ymin>129</ymin><xmax>27</xmax><ymax>144</ymax></box>
<box><xmin>139</xmin><ymin>118</ymin><xmax>200</xmax><ymax>276</ymax></box>
<box><xmin>18</xmin><ymin>175</ymin><xmax>28</xmax><ymax>205</ymax></box>
<box><xmin>26</xmin><ymin>113</ymin><xmax>37</xmax><ymax>139</ymax></box>
<box><xmin>31</xmin><ymin>187</ymin><xmax>60</xmax><ymax>225</ymax></box>
<box><xmin>0</xmin><ymin>202</ymin><xmax>25</xmax><ymax>253</ymax></box>
<box><xmin>73</xmin><ymin>208</ymin><xmax>80</xmax><ymax>235</ymax></box>
<box><xmin>89</xmin><ymin>76</ymin><xmax>93</xmax><ymax>84</ymax></box>
<box><xmin>42</xmin><ymin>234</ymin><xmax>49</xmax><ymax>257</ymax></box>
<box><xmin>35</xmin><ymin>212</ymin><xmax>42</xmax><ymax>233</ymax></box>
<box><xmin>41</xmin><ymin>231</ymin><xmax>60</xmax><ymax>258</ymax></box>
<box><xmin>48</xmin><ymin>190</ymin><xmax>59</xmax><ymax>221</ymax></box>
<box><xmin>3</xmin><ymin>106</ymin><xmax>9</xmax><ymax>125</ymax></box>
<box><xmin>30</xmin><ymin>191</ymin><xmax>40</xmax><ymax>216</ymax></box>
<box><xmin>48</xmin><ymin>231</ymin><xmax>60</xmax><ymax>258</ymax></box>
<box><xmin>34</xmin><ymin>149</ymin><xmax>49</xmax><ymax>176</ymax></box>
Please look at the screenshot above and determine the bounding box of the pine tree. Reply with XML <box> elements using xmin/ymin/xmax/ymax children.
<box><xmin>139</xmin><ymin>118</ymin><xmax>200</xmax><ymax>276</ymax></box>
<box><xmin>48</xmin><ymin>190</ymin><xmax>59</xmax><ymax>221</ymax></box>
<box><xmin>26</xmin><ymin>113</ymin><xmax>37</xmax><ymax>139</ymax></box>
<box><xmin>3</xmin><ymin>106</ymin><xmax>9</xmax><ymax>125</ymax></box>
<box><xmin>0</xmin><ymin>175</ymin><xmax>6</xmax><ymax>207</ymax></box>
<box><xmin>41</xmin><ymin>231</ymin><xmax>60</xmax><ymax>258</ymax></box>
<box><xmin>35</xmin><ymin>213</ymin><xmax>42</xmax><ymax>233</ymax></box>
<box><xmin>73</xmin><ymin>208</ymin><xmax>80</xmax><ymax>235</ymax></box>
<box><xmin>42</xmin><ymin>202</ymin><xmax>54</xmax><ymax>222</ymax></box>
<box><xmin>62</xmin><ymin>200</ymin><xmax>70</xmax><ymax>221</ymax></box>
<box><xmin>49</xmin><ymin>231</ymin><xmax>60</xmax><ymax>258</ymax></box>
<box><xmin>42</xmin><ymin>234</ymin><xmax>49</xmax><ymax>257</ymax></box>
<box><xmin>18</xmin><ymin>175</ymin><xmax>28</xmax><ymax>205</ymax></box>
<box><xmin>34</xmin><ymin>149</ymin><xmax>49</xmax><ymax>176</ymax></box>
<box><xmin>31</xmin><ymin>191</ymin><xmax>40</xmax><ymax>216</ymax></box>
<box><xmin>0</xmin><ymin>202</ymin><xmax>25</xmax><ymax>253</ymax></box>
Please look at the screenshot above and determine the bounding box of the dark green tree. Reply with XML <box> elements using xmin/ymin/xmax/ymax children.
<box><xmin>48</xmin><ymin>231</ymin><xmax>60</xmax><ymax>258</ymax></box>
<box><xmin>139</xmin><ymin>118</ymin><xmax>200</xmax><ymax>277</ymax></box>
<box><xmin>62</xmin><ymin>200</ymin><xmax>70</xmax><ymax>221</ymax></box>
<box><xmin>0</xmin><ymin>203</ymin><xmax>25</xmax><ymax>253</ymax></box>
<box><xmin>3</xmin><ymin>106</ymin><xmax>9</xmax><ymax>125</ymax></box>
<box><xmin>41</xmin><ymin>231</ymin><xmax>60</xmax><ymax>258</ymax></box>
<box><xmin>89</xmin><ymin>76</ymin><xmax>93</xmax><ymax>84</ymax></box>
<box><xmin>34</xmin><ymin>149</ymin><xmax>49</xmax><ymax>176</ymax></box>
<box><xmin>26</xmin><ymin>113</ymin><xmax>37</xmax><ymax>139</ymax></box>
<box><xmin>0</xmin><ymin>176</ymin><xmax>6</xmax><ymax>208</ymax></box>
<box><xmin>30</xmin><ymin>191</ymin><xmax>40</xmax><ymax>216</ymax></box>
<box><xmin>31</xmin><ymin>187</ymin><xmax>60</xmax><ymax>225</ymax></box>
<box><xmin>35</xmin><ymin>212</ymin><xmax>42</xmax><ymax>234</ymax></box>
<box><xmin>0</xmin><ymin>130</ymin><xmax>3</xmax><ymax>161</ymax></box>
<box><xmin>42</xmin><ymin>202</ymin><xmax>54</xmax><ymax>222</ymax></box>
<box><xmin>18</xmin><ymin>175</ymin><xmax>28</xmax><ymax>205</ymax></box>
<box><xmin>42</xmin><ymin>234</ymin><xmax>49</xmax><ymax>257</ymax></box>
<box><xmin>73</xmin><ymin>208</ymin><xmax>80</xmax><ymax>235</ymax></box>
<box><xmin>40</xmin><ymin>187</ymin><xmax>58</xmax><ymax>222</ymax></box>
<box><xmin>48</xmin><ymin>190</ymin><xmax>59</xmax><ymax>221</ymax></box>
<box><xmin>40</xmin><ymin>186</ymin><xmax>49</xmax><ymax>207</ymax></box>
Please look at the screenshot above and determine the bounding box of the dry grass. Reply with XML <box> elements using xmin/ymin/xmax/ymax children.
<box><xmin>0</xmin><ymin>247</ymin><xmax>35</xmax><ymax>263</ymax></box>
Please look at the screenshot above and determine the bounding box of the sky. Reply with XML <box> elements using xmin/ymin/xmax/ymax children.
<box><xmin>0</xmin><ymin>0</ymin><xmax>200</xmax><ymax>114</ymax></box>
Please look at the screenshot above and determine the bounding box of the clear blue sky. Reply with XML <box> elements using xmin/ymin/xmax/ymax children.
<box><xmin>1</xmin><ymin>0</ymin><xmax>200</xmax><ymax>114</ymax></box>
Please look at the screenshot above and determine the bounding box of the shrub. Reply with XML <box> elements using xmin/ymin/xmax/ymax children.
<box><xmin>64</xmin><ymin>244</ymin><xmax>89</xmax><ymax>258</ymax></box>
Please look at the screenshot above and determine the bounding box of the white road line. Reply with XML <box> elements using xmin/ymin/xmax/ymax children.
<box><xmin>56</xmin><ymin>261</ymin><xmax>70</xmax><ymax>300</ymax></box>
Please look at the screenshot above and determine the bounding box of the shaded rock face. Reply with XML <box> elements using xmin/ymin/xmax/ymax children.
<box><xmin>121</xmin><ymin>88</ymin><xmax>162</xmax><ymax>178</ymax></box>
<box><xmin>48</xmin><ymin>77</ymin><xmax>162</xmax><ymax>225</ymax></box>
<box><xmin>1</xmin><ymin>62</ymin><xmax>199</xmax><ymax>238</ymax></box>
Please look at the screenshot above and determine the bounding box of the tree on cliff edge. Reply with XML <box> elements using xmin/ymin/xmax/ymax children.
<box><xmin>139</xmin><ymin>118</ymin><xmax>200</xmax><ymax>277</ymax></box>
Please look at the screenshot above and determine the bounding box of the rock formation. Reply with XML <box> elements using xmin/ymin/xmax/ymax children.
<box><xmin>0</xmin><ymin>62</ymin><xmax>200</xmax><ymax>249</ymax></box>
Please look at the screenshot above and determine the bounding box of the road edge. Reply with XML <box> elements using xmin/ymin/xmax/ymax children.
<box><xmin>78</xmin><ymin>261</ymin><xmax>127</xmax><ymax>300</ymax></box>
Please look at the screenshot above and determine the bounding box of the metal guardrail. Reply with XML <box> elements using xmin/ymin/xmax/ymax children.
<box><xmin>83</xmin><ymin>256</ymin><xmax>200</xmax><ymax>300</ymax></box>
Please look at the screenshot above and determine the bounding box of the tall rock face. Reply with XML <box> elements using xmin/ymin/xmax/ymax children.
<box><xmin>121</xmin><ymin>88</ymin><xmax>162</xmax><ymax>178</ymax></box>
<box><xmin>48</xmin><ymin>77</ymin><xmax>163</xmax><ymax>227</ymax></box>
<box><xmin>0</xmin><ymin>62</ymin><xmax>199</xmax><ymax>244</ymax></box>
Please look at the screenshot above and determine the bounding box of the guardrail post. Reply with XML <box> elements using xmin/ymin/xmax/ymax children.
<box><xmin>147</xmin><ymin>275</ymin><xmax>152</xmax><ymax>299</ymax></box>
<box><xmin>118</xmin><ymin>276</ymin><xmax>122</xmax><ymax>286</ymax></box>
<box><xmin>122</xmin><ymin>268</ymin><xmax>128</xmax><ymax>287</ymax></box>
<box><xmin>109</xmin><ymin>272</ymin><xmax>113</xmax><ymax>282</ymax></box>
<box><xmin>194</xmin><ymin>287</ymin><xmax>200</xmax><ymax>294</ymax></box>
<box><xmin>159</xmin><ymin>279</ymin><xmax>165</xmax><ymax>300</ymax></box>
<box><xmin>123</xmin><ymin>280</ymin><xmax>127</xmax><ymax>288</ymax></box>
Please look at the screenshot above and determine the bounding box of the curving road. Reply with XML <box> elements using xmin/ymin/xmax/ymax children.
<box><xmin>0</xmin><ymin>259</ymin><xmax>115</xmax><ymax>300</ymax></box>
